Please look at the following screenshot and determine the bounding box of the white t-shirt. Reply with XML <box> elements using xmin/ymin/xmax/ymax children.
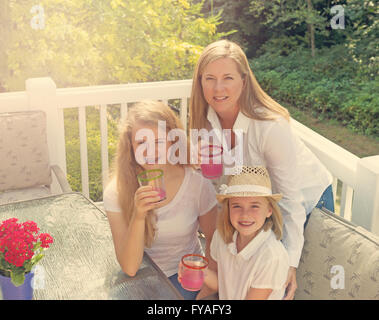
<box><xmin>103</xmin><ymin>166</ymin><xmax>218</xmax><ymax>277</ymax></box>
<box><xmin>210</xmin><ymin>229</ymin><xmax>289</xmax><ymax>300</ymax></box>
<box><xmin>207</xmin><ymin>107</ymin><xmax>333</xmax><ymax>268</ymax></box>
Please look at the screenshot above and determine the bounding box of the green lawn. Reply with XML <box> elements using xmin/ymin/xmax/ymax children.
<box><xmin>286</xmin><ymin>104</ymin><xmax>379</xmax><ymax>158</ymax></box>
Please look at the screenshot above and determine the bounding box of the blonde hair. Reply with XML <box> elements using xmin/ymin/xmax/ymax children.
<box><xmin>217</xmin><ymin>197</ymin><xmax>283</xmax><ymax>243</ymax></box>
<box><xmin>111</xmin><ymin>100</ymin><xmax>189</xmax><ymax>247</ymax></box>
<box><xmin>189</xmin><ymin>39</ymin><xmax>290</xmax><ymax>130</ymax></box>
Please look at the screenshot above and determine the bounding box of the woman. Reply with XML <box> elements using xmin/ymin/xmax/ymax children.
<box><xmin>189</xmin><ymin>40</ymin><xmax>333</xmax><ymax>299</ymax></box>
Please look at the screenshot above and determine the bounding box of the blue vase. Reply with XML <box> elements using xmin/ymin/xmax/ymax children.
<box><xmin>0</xmin><ymin>272</ymin><xmax>34</xmax><ymax>300</ymax></box>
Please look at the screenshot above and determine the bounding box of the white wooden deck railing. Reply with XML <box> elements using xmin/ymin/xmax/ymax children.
<box><xmin>0</xmin><ymin>77</ymin><xmax>378</xmax><ymax>236</ymax></box>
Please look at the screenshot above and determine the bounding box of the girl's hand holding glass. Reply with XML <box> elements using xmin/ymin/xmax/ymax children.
<box><xmin>177</xmin><ymin>254</ymin><xmax>208</xmax><ymax>292</ymax></box>
<box><xmin>134</xmin><ymin>186</ymin><xmax>161</xmax><ymax>220</ymax></box>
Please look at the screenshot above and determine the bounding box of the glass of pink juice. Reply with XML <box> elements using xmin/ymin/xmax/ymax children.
<box><xmin>137</xmin><ymin>169</ymin><xmax>167</xmax><ymax>202</ymax></box>
<box><xmin>199</xmin><ymin>145</ymin><xmax>223</xmax><ymax>179</ymax></box>
<box><xmin>180</xmin><ymin>254</ymin><xmax>208</xmax><ymax>291</ymax></box>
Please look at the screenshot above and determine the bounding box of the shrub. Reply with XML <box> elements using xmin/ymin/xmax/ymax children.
<box><xmin>252</xmin><ymin>45</ymin><xmax>378</xmax><ymax>137</ymax></box>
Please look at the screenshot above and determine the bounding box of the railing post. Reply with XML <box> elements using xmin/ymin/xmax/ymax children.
<box><xmin>351</xmin><ymin>155</ymin><xmax>379</xmax><ymax>236</ymax></box>
<box><xmin>25</xmin><ymin>77</ymin><xmax>67</xmax><ymax>175</ymax></box>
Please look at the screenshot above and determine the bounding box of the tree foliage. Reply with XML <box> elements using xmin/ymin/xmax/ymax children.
<box><xmin>253</xmin><ymin>45</ymin><xmax>378</xmax><ymax>136</ymax></box>
<box><xmin>344</xmin><ymin>0</ymin><xmax>378</xmax><ymax>69</ymax></box>
<box><xmin>208</xmin><ymin>0</ymin><xmax>377</xmax><ymax>66</ymax></box>
<box><xmin>0</xmin><ymin>0</ymin><xmax>227</xmax><ymax>91</ymax></box>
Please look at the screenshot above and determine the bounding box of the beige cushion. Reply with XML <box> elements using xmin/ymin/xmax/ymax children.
<box><xmin>295</xmin><ymin>208</ymin><xmax>379</xmax><ymax>300</ymax></box>
<box><xmin>0</xmin><ymin>186</ymin><xmax>51</xmax><ymax>205</ymax></box>
<box><xmin>0</xmin><ymin>111</ymin><xmax>52</xmax><ymax>191</ymax></box>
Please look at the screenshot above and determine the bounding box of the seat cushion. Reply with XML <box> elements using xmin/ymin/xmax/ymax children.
<box><xmin>0</xmin><ymin>186</ymin><xmax>51</xmax><ymax>205</ymax></box>
<box><xmin>295</xmin><ymin>208</ymin><xmax>379</xmax><ymax>300</ymax></box>
<box><xmin>0</xmin><ymin>111</ymin><xmax>52</xmax><ymax>191</ymax></box>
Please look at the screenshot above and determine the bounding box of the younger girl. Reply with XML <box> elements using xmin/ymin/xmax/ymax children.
<box><xmin>103</xmin><ymin>100</ymin><xmax>217</xmax><ymax>300</ymax></box>
<box><xmin>203</xmin><ymin>166</ymin><xmax>289</xmax><ymax>300</ymax></box>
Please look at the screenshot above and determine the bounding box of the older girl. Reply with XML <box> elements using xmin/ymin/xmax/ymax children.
<box><xmin>104</xmin><ymin>100</ymin><xmax>217</xmax><ymax>300</ymax></box>
<box><xmin>189</xmin><ymin>40</ymin><xmax>333</xmax><ymax>299</ymax></box>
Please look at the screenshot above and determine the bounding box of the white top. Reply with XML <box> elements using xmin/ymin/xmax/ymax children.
<box><xmin>103</xmin><ymin>167</ymin><xmax>218</xmax><ymax>277</ymax></box>
<box><xmin>210</xmin><ymin>229</ymin><xmax>289</xmax><ymax>300</ymax></box>
<box><xmin>207</xmin><ymin>107</ymin><xmax>332</xmax><ymax>267</ymax></box>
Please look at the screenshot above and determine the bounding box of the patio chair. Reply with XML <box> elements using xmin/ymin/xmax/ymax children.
<box><xmin>295</xmin><ymin>207</ymin><xmax>379</xmax><ymax>300</ymax></box>
<box><xmin>0</xmin><ymin>110</ymin><xmax>71</xmax><ymax>205</ymax></box>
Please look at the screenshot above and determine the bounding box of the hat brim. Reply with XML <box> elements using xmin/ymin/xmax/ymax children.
<box><xmin>216</xmin><ymin>192</ymin><xmax>282</xmax><ymax>203</ymax></box>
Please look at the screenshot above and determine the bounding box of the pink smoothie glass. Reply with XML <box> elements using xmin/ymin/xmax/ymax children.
<box><xmin>200</xmin><ymin>144</ymin><xmax>223</xmax><ymax>179</ymax></box>
<box><xmin>137</xmin><ymin>169</ymin><xmax>167</xmax><ymax>202</ymax></box>
<box><xmin>180</xmin><ymin>254</ymin><xmax>209</xmax><ymax>292</ymax></box>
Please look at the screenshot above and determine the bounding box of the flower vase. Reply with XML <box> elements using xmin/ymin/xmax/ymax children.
<box><xmin>0</xmin><ymin>272</ymin><xmax>34</xmax><ymax>300</ymax></box>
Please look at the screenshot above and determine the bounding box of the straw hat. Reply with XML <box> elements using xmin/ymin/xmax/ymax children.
<box><xmin>216</xmin><ymin>166</ymin><xmax>282</xmax><ymax>202</ymax></box>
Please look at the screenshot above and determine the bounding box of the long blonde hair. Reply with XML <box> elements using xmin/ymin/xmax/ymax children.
<box><xmin>112</xmin><ymin>100</ymin><xmax>188</xmax><ymax>247</ymax></box>
<box><xmin>189</xmin><ymin>39</ymin><xmax>290</xmax><ymax>130</ymax></box>
<box><xmin>217</xmin><ymin>197</ymin><xmax>284</xmax><ymax>243</ymax></box>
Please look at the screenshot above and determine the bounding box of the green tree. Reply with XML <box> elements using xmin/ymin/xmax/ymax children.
<box><xmin>0</xmin><ymin>0</ymin><xmax>227</xmax><ymax>91</ymax></box>
<box><xmin>0</xmin><ymin>0</ymin><xmax>103</xmax><ymax>90</ymax></box>
<box><xmin>95</xmin><ymin>0</ymin><xmax>228</xmax><ymax>83</ymax></box>
<box><xmin>205</xmin><ymin>0</ymin><xmax>330</xmax><ymax>58</ymax></box>
<box><xmin>344</xmin><ymin>0</ymin><xmax>378</xmax><ymax>74</ymax></box>
<box><xmin>202</xmin><ymin>0</ymin><xmax>260</xmax><ymax>57</ymax></box>
<box><xmin>247</xmin><ymin>0</ymin><xmax>328</xmax><ymax>57</ymax></box>
<box><xmin>209</xmin><ymin>0</ymin><xmax>378</xmax><ymax>66</ymax></box>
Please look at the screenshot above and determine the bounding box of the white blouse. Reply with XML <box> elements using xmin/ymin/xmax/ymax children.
<box><xmin>103</xmin><ymin>166</ymin><xmax>218</xmax><ymax>277</ymax></box>
<box><xmin>206</xmin><ymin>107</ymin><xmax>332</xmax><ymax>267</ymax></box>
<box><xmin>210</xmin><ymin>229</ymin><xmax>289</xmax><ymax>300</ymax></box>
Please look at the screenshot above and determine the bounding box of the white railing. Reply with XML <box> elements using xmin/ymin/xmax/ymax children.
<box><xmin>0</xmin><ymin>77</ymin><xmax>378</xmax><ymax>236</ymax></box>
<box><xmin>55</xmin><ymin>79</ymin><xmax>191</xmax><ymax>196</ymax></box>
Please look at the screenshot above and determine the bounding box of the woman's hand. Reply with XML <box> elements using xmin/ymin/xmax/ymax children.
<box><xmin>134</xmin><ymin>186</ymin><xmax>161</xmax><ymax>220</ymax></box>
<box><xmin>283</xmin><ymin>266</ymin><xmax>297</xmax><ymax>300</ymax></box>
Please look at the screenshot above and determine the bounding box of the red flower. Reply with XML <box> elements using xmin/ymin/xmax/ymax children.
<box><xmin>38</xmin><ymin>233</ymin><xmax>54</xmax><ymax>248</ymax></box>
<box><xmin>3</xmin><ymin>237</ymin><xmax>32</xmax><ymax>267</ymax></box>
<box><xmin>0</xmin><ymin>218</ymin><xmax>20</xmax><ymax>236</ymax></box>
<box><xmin>0</xmin><ymin>218</ymin><xmax>53</xmax><ymax>269</ymax></box>
<box><xmin>22</xmin><ymin>221</ymin><xmax>39</xmax><ymax>234</ymax></box>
